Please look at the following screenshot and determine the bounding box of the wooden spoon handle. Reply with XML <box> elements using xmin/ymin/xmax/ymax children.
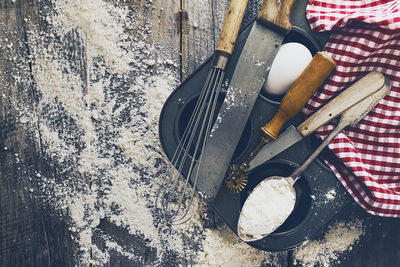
<box><xmin>261</xmin><ymin>52</ymin><xmax>336</xmax><ymax>140</ymax></box>
<box><xmin>297</xmin><ymin>71</ymin><xmax>386</xmax><ymax>137</ymax></box>
<box><xmin>291</xmin><ymin>76</ymin><xmax>390</xmax><ymax>182</ymax></box>
<box><xmin>257</xmin><ymin>0</ymin><xmax>296</xmax><ymax>32</ymax></box>
<box><xmin>215</xmin><ymin>0</ymin><xmax>249</xmax><ymax>56</ymax></box>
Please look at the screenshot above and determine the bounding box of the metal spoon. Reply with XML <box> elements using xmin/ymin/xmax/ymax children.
<box><xmin>237</xmin><ymin>77</ymin><xmax>390</xmax><ymax>242</ymax></box>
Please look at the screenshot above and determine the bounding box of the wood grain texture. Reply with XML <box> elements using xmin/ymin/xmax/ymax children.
<box><xmin>181</xmin><ymin>0</ymin><xmax>216</xmax><ymax>78</ymax></box>
<box><xmin>0</xmin><ymin>0</ymin><xmax>399</xmax><ymax>266</ymax></box>
<box><xmin>91</xmin><ymin>1</ymin><xmax>182</xmax><ymax>265</ymax></box>
<box><xmin>298</xmin><ymin>71</ymin><xmax>385</xmax><ymax>137</ymax></box>
<box><xmin>0</xmin><ymin>0</ymin><xmax>76</xmax><ymax>266</ymax></box>
<box><xmin>133</xmin><ymin>0</ymin><xmax>181</xmax><ymax>67</ymax></box>
<box><xmin>215</xmin><ymin>0</ymin><xmax>248</xmax><ymax>56</ymax></box>
<box><xmin>210</xmin><ymin>1</ymin><xmax>231</xmax><ymax>45</ymax></box>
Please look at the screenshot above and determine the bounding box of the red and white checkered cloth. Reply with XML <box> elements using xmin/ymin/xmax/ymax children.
<box><xmin>304</xmin><ymin>0</ymin><xmax>400</xmax><ymax>217</ymax></box>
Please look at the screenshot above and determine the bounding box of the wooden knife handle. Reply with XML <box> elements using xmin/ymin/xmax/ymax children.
<box><xmin>261</xmin><ymin>52</ymin><xmax>336</xmax><ymax>140</ymax></box>
<box><xmin>257</xmin><ymin>0</ymin><xmax>296</xmax><ymax>32</ymax></box>
<box><xmin>215</xmin><ymin>0</ymin><xmax>249</xmax><ymax>56</ymax></box>
<box><xmin>297</xmin><ymin>71</ymin><xmax>386</xmax><ymax>137</ymax></box>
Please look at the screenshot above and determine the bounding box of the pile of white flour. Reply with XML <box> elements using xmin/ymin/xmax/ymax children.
<box><xmin>239</xmin><ymin>178</ymin><xmax>296</xmax><ymax>240</ymax></box>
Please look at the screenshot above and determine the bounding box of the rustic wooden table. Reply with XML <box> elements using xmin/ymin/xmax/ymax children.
<box><xmin>0</xmin><ymin>0</ymin><xmax>399</xmax><ymax>266</ymax></box>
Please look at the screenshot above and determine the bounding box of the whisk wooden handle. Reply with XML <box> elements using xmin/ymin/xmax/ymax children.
<box><xmin>261</xmin><ymin>52</ymin><xmax>336</xmax><ymax>140</ymax></box>
<box><xmin>215</xmin><ymin>0</ymin><xmax>248</xmax><ymax>56</ymax></box>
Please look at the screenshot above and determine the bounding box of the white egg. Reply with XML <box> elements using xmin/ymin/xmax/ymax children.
<box><xmin>262</xmin><ymin>42</ymin><xmax>313</xmax><ymax>95</ymax></box>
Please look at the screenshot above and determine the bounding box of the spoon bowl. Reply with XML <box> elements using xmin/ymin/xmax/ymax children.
<box><xmin>237</xmin><ymin>176</ymin><xmax>296</xmax><ymax>242</ymax></box>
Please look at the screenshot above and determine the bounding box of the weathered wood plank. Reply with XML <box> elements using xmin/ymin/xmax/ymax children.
<box><xmin>151</xmin><ymin>0</ymin><xmax>181</xmax><ymax>65</ymax></box>
<box><xmin>181</xmin><ymin>0</ymin><xmax>216</xmax><ymax>78</ymax></box>
<box><xmin>90</xmin><ymin>1</ymin><xmax>181</xmax><ymax>265</ymax></box>
<box><xmin>14</xmin><ymin>0</ymin><xmax>182</xmax><ymax>265</ymax></box>
<box><xmin>2</xmin><ymin>1</ymin><xmax>399</xmax><ymax>266</ymax></box>
<box><xmin>127</xmin><ymin>0</ymin><xmax>181</xmax><ymax>67</ymax></box>
<box><xmin>180</xmin><ymin>0</ymin><xmax>262</xmax><ymax>78</ymax></box>
<box><xmin>210</xmin><ymin>1</ymin><xmax>231</xmax><ymax>45</ymax></box>
<box><xmin>0</xmin><ymin>0</ymin><xmax>76</xmax><ymax>266</ymax></box>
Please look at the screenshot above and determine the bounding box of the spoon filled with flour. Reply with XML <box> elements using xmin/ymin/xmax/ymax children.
<box><xmin>237</xmin><ymin>177</ymin><xmax>296</xmax><ymax>241</ymax></box>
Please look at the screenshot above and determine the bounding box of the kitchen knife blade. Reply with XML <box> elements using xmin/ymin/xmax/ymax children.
<box><xmin>193</xmin><ymin>0</ymin><xmax>297</xmax><ymax>199</ymax></box>
<box><xmin>248</xmin><ymin>71</ymin><xmax>389</xmax><ymax>171</ymax></box>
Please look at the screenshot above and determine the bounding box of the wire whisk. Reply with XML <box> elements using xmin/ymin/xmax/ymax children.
<box><xmin>155</xmin><ymin>0</ymin><xmax>249</xmax><ymax>224</ymax></box>
<box><xmin>156</xmin><ymin>60</ymin><xmax>225</xmax><ymax>224</ymax></box>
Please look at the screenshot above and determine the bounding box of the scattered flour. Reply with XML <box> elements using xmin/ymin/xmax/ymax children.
<box><xmin>239</xmin><ymin>178</ymin><xmax>296</xmax><ymax>240</ymax></box>
<box><xmin>9</xmin><ymin>0</ymin><xmax>282</xmax><ymax>266</ymax></box>
<box><xmin>293</xmin><ymin>219</ymin><xmax>365</xmax><ymax>267</ymax></box>
<box><xmin>197</xmin><ymin>226</ymin><xmax>282</xmax><ymax>267</ymax></box>
<box><xmin>325</xmin><ymin>189</ymin><xmax>337</xmax><ymax>201</ymax></box>
<box><xmin>50</xmin><ymin>0</ymin><xmax>132</xmax><ymax>73</ymax></box>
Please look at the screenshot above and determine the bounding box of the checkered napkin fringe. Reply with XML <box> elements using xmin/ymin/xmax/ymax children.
<box><xmin>304</xmin><ymin>0</ymin><xmax>400</xmax><ymax>217</ymax></box>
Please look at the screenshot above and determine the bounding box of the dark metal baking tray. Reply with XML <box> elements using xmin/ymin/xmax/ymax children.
<box><xmin>159</xmin><ymin>0</ymin><xmax>354</xmax><ymax>251</ymax></box>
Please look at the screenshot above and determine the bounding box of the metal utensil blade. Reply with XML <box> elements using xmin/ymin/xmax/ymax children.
<box><xmin>248</xmin><ymin>125</ymin><xmax>303</xmax><ymax>171</ymax></box>
<box><xmin>194</xmin><ymin>22</ymin><xmax>284</xmax><ymax>199</ymax></box>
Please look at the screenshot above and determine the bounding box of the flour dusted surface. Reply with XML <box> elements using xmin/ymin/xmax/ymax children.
<box><xmin>9</xmin><ymin>0</ymin><xmax>283</xmax><ymax>266</ymax></box>
<box><xmin>197</xmin><ymin>226</ymin><xmax>283</xmax><ymax>267</ymax></box>
<box><xmin>293</xmin><ymin>219</ymin><xmax>365</xmax><ymax>267</ymax></box>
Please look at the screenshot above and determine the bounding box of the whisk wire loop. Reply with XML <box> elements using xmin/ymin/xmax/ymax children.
<box><xmin>156</xmin><ymin>64</ymin><xmax>226</xmax><ymax>224</ymax></box>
